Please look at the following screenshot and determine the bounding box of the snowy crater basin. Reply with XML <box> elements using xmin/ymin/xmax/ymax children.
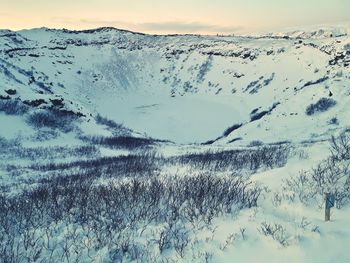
<box><xmin>94</xmin><ymin>93</ymin><xmax>244</xmax><ymax>144</ymax></box>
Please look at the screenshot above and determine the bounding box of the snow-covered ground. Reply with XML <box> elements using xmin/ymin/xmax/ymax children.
<box><xmin>0</xmin><ymin>25</ymin><xmax>350</xmax><ymax>262</ymax></box>
<box><xmin>1</xmin><ymin>25</ymin><xmax>350</xmax><ymax>144</ymax></box>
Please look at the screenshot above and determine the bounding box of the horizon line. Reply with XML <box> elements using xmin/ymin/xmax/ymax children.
<box><xmin>2</xmin><ymin>22</ymin><xmax>350</xmax><ymax>38</ymax></box>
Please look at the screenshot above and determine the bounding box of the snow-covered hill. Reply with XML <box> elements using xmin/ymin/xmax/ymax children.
<box><xmin>1</xmin><ymin>25</ymin><xmax>349</xmax><ymax>144</ymax></box>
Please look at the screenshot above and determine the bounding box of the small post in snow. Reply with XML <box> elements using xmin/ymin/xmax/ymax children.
<box><xmin>325</xmin><ymin>193</ymin><xmax>335</xmax><ymax>221</ymax></box>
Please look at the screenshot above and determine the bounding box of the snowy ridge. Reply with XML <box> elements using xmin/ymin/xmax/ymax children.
<box><xmin>1</xmin><ymin>25</ymin><xmax>350</xmax><ymax>144</ymax></box>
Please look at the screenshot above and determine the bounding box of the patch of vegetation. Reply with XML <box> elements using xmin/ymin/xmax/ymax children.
<box><xmin>0</xmin><ymin>170</ymin><xmax>260</xmax><ymax>262</ymax></box>
<box><xmin>173</xmin><ymin>144</ymin><xmax>291</xmax><ymax>172</ymax></box>
<box><xmin>305</xmin><ymin>97</ymin><xmax>336</xmax><ymax>116</ymax></box>
<box><xmin>0</xmin><ymin>134</ymin><xmax>292</xmax><ymax>262</ymax></box>
<box><xmin>259</xmin><ymin>222</ymin><xmax>290</xmax><ymax>247</ymax></box>
<box><xmin>283</xmin><ymin>132</ymin><xmax>350</xmax><ymax>208</ymax></box>
<box><xmin>80</xmin><ymin>135</ymin><xmax>161</xmax><ymax>150</ymax></box>
<box><xmin>0</xmin><ymin>99</ymin><xmax>29</xmax><ymax>115</ymax></box>
<box><xmin>31</xmin><ymin>152</ymin><xmax>159</xmax><ymax>177</ymax></box>
<box><xmin>197</xmin><ymin>56</ymin><xmax>213</xmax><ymax>82</ymax></box>
<box><xmin>95</xmin><ymin>114</ymin><xmax>132</xmax><ymax>135</ymax></box>
<box><xmin>248</xmin><ymin>140</ymin><xmax>264</xmax><ymax>147</ymax></box>
<box><xmin>1</xmin><ymin>145</ymin><xmax>99</xmax><ymax>162</ymax></box>
<box><xmin>26</xmin><ymin>109</ymin><xmax>79</xmax><ymax>132</ymax></box>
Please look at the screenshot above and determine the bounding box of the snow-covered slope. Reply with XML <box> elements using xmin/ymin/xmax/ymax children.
<box><xmin>1</xmin><ymin>26</ymin><xmax>349</xmax><ymax>144</ymax></box>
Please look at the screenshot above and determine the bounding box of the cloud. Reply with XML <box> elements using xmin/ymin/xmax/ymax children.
<box><xmin>138</xmin><ymin>21</ymin><xmax>242</xmax><ymax>33</ymax></box>
<box><xmin>79</xmin><ymin>18</ymin><xmax>133</xmax><ymax>28</ymax></box>
<box><xmin>52</xmin><ymin>17</ymin><xmax>126</xmax><ymax>26</ymax></box>
<box><xmin>51</xmin><ymin>17</ymin><xmax>242</xmax><ymax>34</ymax></box>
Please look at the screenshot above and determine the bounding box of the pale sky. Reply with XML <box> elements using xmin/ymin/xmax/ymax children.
<box><xmin>1</xmin><ymin>0</ymin><xmax>349</xmax><ymax>34</ymax></box>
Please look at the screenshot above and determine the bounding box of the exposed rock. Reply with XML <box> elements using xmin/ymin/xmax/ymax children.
<box><xmin>5</xmin><ymin>89</ymin><xmax>16</xmax><ymax>95</ymax></box>
<box><xmin>59</xmin><ymin>109</ymin><xmax>86</xmax><ymax>117</ymax></box>
<box><xmin>250</xmin><ymin>110</ymin><xmax>269</xmax><ymax>122</ymax></box>
<box><xmin>50</xmin><ymin>98</ymin><xmax>64</xmax><ymax>107</ymax></box>
<box><xmin>23</xmin><ymin>99</ymin><xmax>47</xmax><ymax>107</ymax></box>
<box><xmin>250</xmin><ymin>102</ymin><xmax>280</xmax><ymax>122</ymax></box>
<box><xmin>222</xmin><ymin>123</ymin><xmax>243</xmax><ymax>137</ymax></box>
<box><xmin>0</xmin><ymin>95</ymin><xmax>10</xmax><ymax>100</ymax></box>
<box><xmin>301</xmin><ymin>76</ymin><xmax>329</xmax><ymax>89</ymax></box>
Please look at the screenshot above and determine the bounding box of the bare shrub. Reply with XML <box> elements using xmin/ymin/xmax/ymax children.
<box><xmin>285</xmin><ymin>132</ymin><xmax>350</xmax><ymax>208</ymax></box>
<box><xmin>174</xmin><ymin>144</ymin><xmax>291</xmax><ymax>172</ymax></box>
<box><xmin>80</xmin><ymin>135</ymin><xmax>161</xmax><ymax>150</ymax></box>
<box><xmin>95</xmin><ymin>114</ymin><xmax>132</xmax><ymax>135</ymax></box>
<box><xmin>259</xmin><ymin>222</ymin><xmax>290</xmax><ymax>247</ymax></box>
<box><xmin>248</xmin><ymin>140</ymin><xmax>264</xmax><ymax>147</ymax></box>
<box><xmin>1</xmin><ymin>144</ymin><xmax>99</xmax><ymax>161</ymax></box>
<box><xmin>0</xmin><ymin>99</ymin><xmax>29</xmax><ymax>115</ymax></box>
<box><xmin>26</xmin><ymin>109</ymin><xmax>79</xmax><ymax>132</ymax></box>
<box><xmin>0</xmin><ymin>169</ymin><xmax>261</xmax><ymax>262</ymax></box>
<box><xmin>305</xmin><ymin>98</ymin><xmax>336</xmax><ymax>116</ymax></box>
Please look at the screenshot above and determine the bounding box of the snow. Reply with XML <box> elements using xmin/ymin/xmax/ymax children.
<box><xmin>0</xmin><ymin>25</ymin><xmax>350</xmax><ymax>262</ymax></box>
<box><xmin>206</xmin><ymin>142</ymin><xmax>350</xmax><ymax>263</ymax></box>
<box><xmin>1</xmin><ymin>25</ymin><xmax>349</xmax><ymax>144</ymax></box>
<box><xmin>0</xmin><ymin>113</ymin><xmax>35</xmax><ymax>139</ymax></box>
